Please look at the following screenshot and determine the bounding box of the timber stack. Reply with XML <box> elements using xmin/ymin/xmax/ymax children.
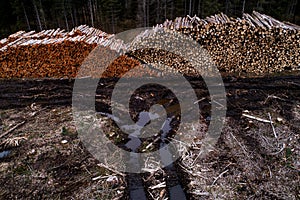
<box><xmin>0</xmin><ymin>25</ymin><xmax>134</xmax><ymax>78</ymax></box>
<box><xmin>0</xmin><ymin>11</ymin><xmax>299</xmax><ymax>78</ymax></box>
<box><xmin>160</xmin><ymin>11</ymin><xmax>300</xmax><ymax>74</ymax></box>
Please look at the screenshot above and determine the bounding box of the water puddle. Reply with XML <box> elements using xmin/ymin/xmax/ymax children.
<box><xmin>99</xmin><ymin>110</ymin><xmax>170</xmax><ymax>151</ymax></box>
<box><xmin>0</xmin><ymin>150</ymin><xmax>11</xmax><ymax>159</ymax></box>
<box><xmin>99</xmin><ymin>110</ymin><xmax>187</xmax><ymax>199</ymax></box>
<box><xmin>169</xmin><ymin>185</ymin><xmax>187</xmax><ymax>200</ymax></box>
<box><xmin>159</xmin><ymin>117</ymin><xmax>186</xmax><ymax>200</ymax></box>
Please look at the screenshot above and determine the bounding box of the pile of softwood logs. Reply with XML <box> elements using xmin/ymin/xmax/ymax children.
<box><xmin>0</xmin><ymin>25</ymin><xmax>139</xmax><ymax>78</ymax></box>
<box><xmin>160</xmin><ymin>11</ymin><xmax>300</xmax><ymax>74</ymax></box>
<box><xmin>0</xmin><ymin>11</ymin><xmax>299</xmax><ymax>78</ymax></box>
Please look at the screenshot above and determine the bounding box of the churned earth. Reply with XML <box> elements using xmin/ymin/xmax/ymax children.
<box><xmin>0</xmin><ymin>72</ymin><xmax>299</xmax><ymax>199</ymax></box>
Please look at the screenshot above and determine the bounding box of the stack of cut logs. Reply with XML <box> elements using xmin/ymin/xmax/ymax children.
<box><xmin>159</xmin><ymin>11</ymin><xmax>300</xmax><ymax>74</ymax></box>
<box><xmin>0</xmin><ymin>11</ymin><xmax>299</xmax><ymax>78</ymax></box>
<box><xmin>0</xmin><ymin>25</ymin><xmax>134</xmax><ymax>78</ymax></box>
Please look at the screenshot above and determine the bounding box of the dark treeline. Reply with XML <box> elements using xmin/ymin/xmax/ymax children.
<box><xmin>0</xmin><ymin>0</ymin><xmax>299</xmax><ymax>38</ymax></box>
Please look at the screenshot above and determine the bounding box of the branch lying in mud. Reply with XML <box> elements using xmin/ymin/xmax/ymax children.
<box><xmin>229</xmin><ymin>131</ymin><xmax>250</xmax><ymax>159</ymax></box>
<box><xmin>97</xmin><ymin>163</ymin><xmax>125</xmax><ymax>177</ymax></box>
<box><xmin>0</xmin><ymin>121</ymin><xmax>26</xmax><ymax>139</ymax></box>
<box><xmin>211</xmin><ymin>169</ymin><xmax>229</xmax><ymax>186</ymax></box>
<box><xmin>268</xmin><ymin>113</ymin><xmax>278</xmax><ymax>138</ymax></box>
<box><xmin>242</xmin><ymin>112</ymin><xmax>278</xmax><ymax>138</ymax></box>
<box><xmin>0</xmin><ymin>107</ymin><xmax>47</xmax><ymax>144</ymax></box>
<box><xmin>149</xmin><ymin>182</ymin><xmax>166</xmax><ymax>190</ymax></box>
<box><xmin>242</xmin><ymin>113</ymin><xmax>273</xmax><ymax>123</ymax></box>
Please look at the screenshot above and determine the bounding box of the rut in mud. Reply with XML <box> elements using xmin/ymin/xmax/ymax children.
<box><xmin>1</xmin><ymin>75</ymin><xmax>299</xmax><ymax>117</ymax></box>
<box><xmin>0</xmin><ymin>74</ymin><xmax>299</xmax><ymax>199</ymax></box>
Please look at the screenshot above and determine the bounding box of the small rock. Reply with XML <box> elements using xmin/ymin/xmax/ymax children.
<box><xmin>277</xmin><ymin>117</ymin><xmax>283</xmax><ymax>122</ymax></box>
<box><xmin>109</xmin><ymin>132</ymin><xmax>116</xmax><ymax>137</ymax></box>
<box><xmin>61</xmin><ymin>140</ymin><xmax>68</xmax><ymax>144</ymax></box>
<box><xmin>117</xmin><ymin>190</ymin><xmax>122</xmax><ymax>194</ymax></box>
<box><xmin>135</xmin><ymin>96</ymin><xmax>143</xmax><ymax>100</ymax></box>
<box><xmin>30</xmin><ymin>103</ymin><xmax>37</xmax><ymax>110</ymax></box>
<box><xmin>106</xmin><ymin>175</ymin><xmax>119</xmax><ymax>186</ymax></box>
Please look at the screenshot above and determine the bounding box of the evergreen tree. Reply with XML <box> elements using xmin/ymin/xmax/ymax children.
<box><xmin>0</xmin><ymin>0</ymin><xmax>299</xmax><ymax>38</ymax></box>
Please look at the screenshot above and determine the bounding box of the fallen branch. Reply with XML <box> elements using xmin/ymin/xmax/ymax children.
<box><xmin>242</xmin><ymin>113</ymin><xmax>273</xmax><ymax>123</ymax></box>
<box><xmin>193</xmin><ymin>97</ymin><xmax>206</xmax><ymax>104</ymax></box>
<box><xmin>191</xmin><ymin>191</ymin><xmax>210</xmax><ymax>196</ymax></box>
<box><xmin>268</xmin><ymin>113</ymin><xmax>278</xmax><ymax>138</ymax></box>
<box><xmin>92</xmin><ymin>175</ymin><xmax>110</xmax><ymax>181</ymax></box>
<box><xmin>149</xmin><ymin>182</ymin><xmax>166</xmax><ymax>190</ymax></box>
<box><xmin>229</xmin><ymin>131</ymin><xmax>250</xmax><ymax>158</ymax></box>
<box><xmin>269</xmin><ymin>143</ymin><xmax>286</xmax><ymax>155</ymax></box>
<box><xmin>0</xmin><ymin>106</ymin><xmax>46</xmax><ymax>140</ymax></box>
<box><xmin>0</xmin><ymin>121</ymin><xmax>26</xmax><ymax>139</ymax></box>
<box><xmin>97</xmin><ymin>163</ymin><xmax>125</xmax><ymax>177</ymax></box>
<box><xmin>212</xmin><ymin>100</ymin><xmax>226</xmax><ymax>108</ymax></box>
<box><xmin>264</xmin><ymin>94</ymin><xmax>287</xmax><ymax>104</ymax></box>
<box><xmin>211</xmin><ymin>169</ymin><xmax>229</xmax><ymax>185</ymax></box>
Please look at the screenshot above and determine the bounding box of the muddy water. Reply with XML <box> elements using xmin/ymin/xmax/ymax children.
<box><xmin>159</xmin><ymin>117</ymin><xmax>186</xmax><ymax>200</ymax></box>
<box><xmin>124</xmin><ymin>111</ymin><xmax>159</xmax><ymax>151</ymax></box>
<box><xmin>100</xmin><ymin>110</ymin><xmax>186</xmax><ymax>199</ymax></box>
<box><xmin>124</xmin><ymin>111</ymin><xmax>155</xmax><ymax>200</ymax></box>
<box><xmin>0</xmin><ymin>150</ymin><xmax>11</xmax><ymax>159</ymax></box>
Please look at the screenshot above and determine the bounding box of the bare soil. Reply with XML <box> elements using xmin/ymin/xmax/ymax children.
<box><xmin>0</xmin><ymin>74</ymin><xmax>299</xmax><ymax>199</ymax></box>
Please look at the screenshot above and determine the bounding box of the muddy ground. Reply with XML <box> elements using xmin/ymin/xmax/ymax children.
<box><xmin>0</xmin><ymin>74</ymin><xmax>299</xmax><ymax>199</ymax></box>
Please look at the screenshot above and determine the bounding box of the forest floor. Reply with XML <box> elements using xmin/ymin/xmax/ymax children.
<box><xmin>0</xmin><ymin>73</ymin><xmax>299</xmax><ymax>199</ymax></box>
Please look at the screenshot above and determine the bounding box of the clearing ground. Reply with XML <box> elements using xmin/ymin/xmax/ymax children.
<box><xmin>0</xmin><ymin>74</ymin><xmax>299</xmax><ymax>199</ymax></box>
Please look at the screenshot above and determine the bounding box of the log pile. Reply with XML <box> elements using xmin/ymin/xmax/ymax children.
<box><xmin>77</xmin><ymin>49</ymin><xmax>157</xmax><ymax>78</ymax></box>
<box><xmin>0</xmin><ymin>11</ymin><xmax>299</xmax><ymax>78</ymax></box>
<box><xmin>0</xmin><ymin>25</ymin><xmax>132</xmax><ymax>78</ymax></box>
<box><xmin>159</xmin><ymin>11</ymin><xmax>300</xmax><ymax>75</ymax></box>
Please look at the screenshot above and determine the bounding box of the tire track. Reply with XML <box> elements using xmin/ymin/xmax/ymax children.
<box><xmin>0</xmin><ymin>75</ymin><xmax>299</xmax><ymax>199</ymax></box>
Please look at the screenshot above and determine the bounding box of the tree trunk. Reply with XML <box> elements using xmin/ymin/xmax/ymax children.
<box><xmin>137</xmin><ymin>1</ymin><xmax>144</xmax><ymax>27</ymax></box>
<box><xmin>164</xmin><ymin>0</ymin><xmax>167</xmax><ymax>19</ymax></box>
<box><xmin>242</xmin><ymin>0</ymin><xmax>246</xmax><ymax>15</ymax></box>
<box><xmin>147</xmin><ymin>0</ymin><xmax>149</xmax><ymax>26</ymax></box>
<box><xmin>82</xmin><ymin>7</ymin><xmax>87</xmax><ymax>24</ymax></box>
<box><xmin>89</xmin><ymin>0</ymin><xmax>94</xmax><ymax>27</ymax></box>
<box><xmin>32</xmin><ymin>0</ymin><xmax>42</xmax><ymax>31</ymax></box>
<box><xmin>198</xmin><ymin>0</ymin><xmax>201</xmax><ymax>16</ymax></box>
<box><xmin>63</xmin><ymin>4</ymin><xmax>69</xmax><ymax>31</ymax></box>
<box><xmin>22</xmin><ymin>3</ymin><xmax>31</xmax><ymax>30</ymax></box>
<box><xmin>111</xmin><ymin>7</ymin><xmax>115</xmax><ymax>33</ymax></box>
<box><xmin>74</xmin><ymin>8</ymin><xmax>78</xmax><ymax>26</ymax></box>
<box><xmin>93</xmin><ymin>0</ymin><xmax>98</xmax><ymax>26</ymax></box>
<box><xmin>225</xmin><ymin>0</ymin><xmax>229</xmax><ymax>15</ymax></box>
<box><xmin>70</xmin><ymin>8</ymin><xmax>75</xmax><ymax>27</ymax></box>
<box><xmin>39</xmin><ymin>0</ymin><xmax>47</xmax><ymax>29</ymax></box>
<box><xmin>171</xmin><ymin>0</ymin><xmax>174</xmax><ymax>19</ymax></box>
<box><xmin>157</xmin><ymin>0</ymin><xmax>160</xmax><ymax>23</ymax></box>
<box><xmin>56</xmin><ymin>17</ymin><xmax>61</xmax><ymax>28</ymax></box>
<box><xmin>98</xmin><ymin>6</ymin><xmax>103</xmax><ymax>28</ymax></box>
<box><xmin>189</xmin><ymin>0</ymin><xmax>192</xmax><ymax>15</ymax></box>
<box><xmin>144</xmin><ymin>0</ymin><xmax>147</xmax><ymax>26</ymax></box>
<box><xmin>184</xmin><ymin>0</ymin><xmax>187</xmax><ymax>16</ymax></box>
<box><xmin>287</xmin><ymin>0</ymin><xmax>297</xmax><ymax>20</ymax></box>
